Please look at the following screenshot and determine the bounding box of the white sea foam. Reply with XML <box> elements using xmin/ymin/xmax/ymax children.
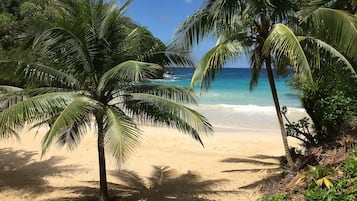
<box><xmin>191</xmin><ymin>104</ymin><xmax>308</xmax><ymax>130</ymax></box>
<box><xmin>219</xmin><ymin>104</ymin><xmax>276</xmax><ymax>113</ymax></box>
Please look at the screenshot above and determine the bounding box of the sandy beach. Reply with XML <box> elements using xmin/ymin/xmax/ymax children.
<box><xmin>0</xmin><ymin>105</ymin><xmax>305</xmax><ymax>201</ymax></box>
<box><xmin>0</xmin><ymin>127</ymin><xmax>294</xmax><ymax>201</ymax></box>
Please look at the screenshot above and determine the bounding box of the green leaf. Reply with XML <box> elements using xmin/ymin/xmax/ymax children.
<box><xmin>264</xmin><ymin>23</ymin><xmax>313</xmax><ymax>82</ymax></box>
<box><xmin>122</xmin><ymin>84</ymin><xmax>198</xmax><ymax>105</ymax></box>
<box><xmin>41</xmin><ymin>95</ymin><xmax>99</xmax><ymax>155</ymax></box>
<box><xmin>104</xmin><ymin>106</ymin><xmax>142</xmax><ymax>164</ymax></box>
<box><xmin>0</xmin><ymin>92</ymin><xmax>79</xmax><ymax>135</ymax></box>
<box><xmin>0</xmin><ymin>60</ymin><xmax>80</xmax><ymax>87</ymax></box>
<box><xmin>309</xmin><ymin>8</ymin><xmax>357</xmax><ymax>62</ymax></box>
<box><xmin>170</xmin><ymin>10</ymin><xmax>215</xmax><ymax>51</ymax></box>
<box><xmin>303</xmin><ymin>37</ymin><xmax>356</xmax><ymax>77</ymax></box>
<box><xmin>315</xmin><ymin>176</ymin><xmax>333</xmax><ymax>189</ymax></box>
<box><xmin>125</xmin><ymin>93</ymin><xmax>213</xmax><ymax>145</ymax></box>
<box><xmin>98</xmin><ymin>60</ymin><xmax>162</xmax><ymax>93</ymax></box>
<box><xmin>191</xmin><ymin>38</ymin><xmax>244</xmax><ymax>90</ymax></box>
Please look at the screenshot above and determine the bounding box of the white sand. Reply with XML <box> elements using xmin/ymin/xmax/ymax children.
<box><xmin>0</xmin><ymin>120</ymin><xmax>300</xmax><ymax>201</ymax></box>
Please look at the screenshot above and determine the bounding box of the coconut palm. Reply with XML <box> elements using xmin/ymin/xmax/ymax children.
<box><xmin>0</xmin><ymin>0</ymin><xmax>212</xmax><ymax>200</ymax></box>
<box><xmin>265</xmin><ymin>8</ymin><xmax>357</xmax><ymax>70</ymax></box>
<box><xmin>171</xmin><ymin>0</ymin><xmax>304</xmax><ymax>168</ymax></box>
<box><xmin>264</xmin><ymin>4</ymin><xmax>357</xmax><ymax>139</ymax></box>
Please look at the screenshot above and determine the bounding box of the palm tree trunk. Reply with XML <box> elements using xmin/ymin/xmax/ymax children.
<box><xmin>97</xmin><ymin>115</ymin><xmax>109</xmax><ymax>201</ymax></box>
<box><xmin>265</xmin><ymin>58</ymin><xmax>294</xmax><ymax>168</ymax></box>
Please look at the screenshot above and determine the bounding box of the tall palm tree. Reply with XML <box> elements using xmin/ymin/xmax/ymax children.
<box><xmin>0</xmin><ymin>0</ymin><xmax>213</xmax><ymax>200</ymax></box>
<box><xmin>171</xmin><ymin>0</ymin><xmax>302</xmax><ymax>168</ymax></box>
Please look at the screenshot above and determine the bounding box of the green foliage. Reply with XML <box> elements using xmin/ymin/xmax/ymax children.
<box><xmin>319</xmin><ymin>91</ymin><xmax>354</xmax><ymax>128</ymax></box>
<box><xmin>19</xmin><ymin>1</ymin><xmax>57</xmax><ymax>29</ymax></box>
<box><xmin>259</xmin><ymin>148</ymin><xmax>357</xmax><ymax>201</ymax></box>
<box><xmin>304</xmin><ymin>185</ymin><xmax>356</xmax><ymax>201</ymax></box>
<box><xmin>0</xmin><ymin>12</ymin><xmax>18</xmax><ymax>49</ymax></box>
<box><xmin>303</xmin><ymin>148</ymin><xmax>357</xmax><ymax>201</ymax></box>
<box><xmin>342</xmin><ymin>148</ymin><xmax>357</xmax><ymax>178</ymax></box>
<box><xmin>299</xmin><ymin>69</ymin><xmax>357</xmax><ymax>139</ymax></box>
<box><xmin>304</xmin><ymin>165</ymin><xmax>335</xmax><ymax>188</ymax></box>
<box><xmin>282</xmin><ymin>106</ymin><xmax>317</xmax><ymax>147</ymax></box>
<box><xmin>257</xmin><ymin>193</ymin><xmax>287</xmax><ymax>201</ymax></box>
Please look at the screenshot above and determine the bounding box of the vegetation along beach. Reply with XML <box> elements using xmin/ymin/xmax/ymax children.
<box><xmin>0</xmin><ymin>0</ymin><xmax>356</xmax><ymax>201</ymax></box>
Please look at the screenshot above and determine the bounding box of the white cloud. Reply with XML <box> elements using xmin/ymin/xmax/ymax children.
<box><xmin>184</xmin><ymin>0</ymin><xmax>192</xmax><ymax>4</ymax></box>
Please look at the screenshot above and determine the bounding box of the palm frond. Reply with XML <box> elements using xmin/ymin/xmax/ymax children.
<box><xmin>170</xmin><ymin>10</ymin><xmax>215</xmax><ymax>50</ymax></box>
<box><xmin>98</xmin><ymin>60</ymin><xmax>162</xmax><ymax>93</ymax></box>
<box><xmin>27</xmin><ymin>63</ymin><xmax>80</xmax><ymax>87</ymax></box>
<box><xmin>303</xmin><ymin>37</ymin><xmax>356</xmax><ymax>76</ymax></box>
<box><xmin>56</xmin><ymin>114</ymin><xmax>92</xmax><ymax>151</ymax></box>
<box><xmin>138</xmin><ymin>45</ymin><xmax>195</xmax><ymax>67</ymax></box>
<box><xmin>124</xmin><ymin>93</ymin><xmax>213</xmax><ymax>145</ymax></box>
<box><xmin>98</xmin><ymin>0</ymin><xmax>126</xmax><ymax>39</ymax></box>
<box><xmin>191</xmin><ymin>38</ymin><xmax>244</xmax><ymax>90</ymax></box>
<box><xmin>0</xmin><ymin>87</ymin><xmax>76</xmax><ymax>110</ymax></box>
<box><xmin>35</xmin><ymin>26</ymin><xmax>96</xmax><ymax>74</ymax></box>
<box><xmin>170</xmin><ymin>0</ymin><xmax>245</xmax><ymax>50</ymax></box>
<box><xmin>263</xmin><ymin>23</ymin><xmax>312</xmax><ymax>82</ymax></box>
<box><xmin>297</xmin><ymin>0</ymin><xmax>332</xmax><ymax>21</ymax></box>
<box><xmin>308</xmin><ymin>8</ymin><xmax>357</xmax><ymax>62</ymax></box>
<box><xmin>42</xmin><ymin>95</ymin><xmax>99</xmax><ymax>155</ymax></box>
<box><xmin>0</xmin><ymin>92</ymin><xmax>79</xmax><ymax>136</ymax></box>
<box><xmin>249</xmin><ymin>43</ymin><xmax>265</xmax><ymax>90</ymax></box>
<box><xmin>0</xmin><ymin>60</ymin><xmax>80</xmax><ymax>88</ymax></box>
<box><xmin>121</xmin><ymin>84</ymin><xmax>198</xmax><ymax>105</ymax></box>
<box><xmin>161</xmin><ymin>49</ymin><xmax>195</xmax><ymax>67</ymax></box>
<box><xmin>104</xmin><ymin>105</ymin><xmax>142</xmax><ymax>164</ymax></box>
<box><xmin>0</xmin><ymin>85</ymin><xmax>24</xmax><ymax>102</ymax></box>
<box><xmin>0</xmin><ymin>128</ymin><xmax>20</xmax><ymax>141</ymax></box>
<box><xmin>208</xmin><ymin>0</ymin><xmax>246</xmax><ymax>23</ymax></box>
<box><xmin>117</xmin><ymin>0</ymin><xmax>133</xmax><ymax>15</ymax></box>
<box><xmin>0</xmin><ymin>85</ymin><xmax>23</xmax><ymax>94</ymax></box>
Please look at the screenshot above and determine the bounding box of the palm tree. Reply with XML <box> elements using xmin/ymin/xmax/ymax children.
<box><xmin>171</xmin><ymin>0</ymin><xmax>302</xmax><ymax>168</ymax></box>
<box><xmin>266</xmin><ymin>8</ymin><xmax>357</xmax><ymax>66</ymax></box>
<box><xmin>0</xmin><ymin>0</ymin><xmax>213</xmax><ymax>200</ymax></box>
<box><xmin>264</xmin><ymin>4</ymin><xmax>357</xmax><ymax>139</ymax></box>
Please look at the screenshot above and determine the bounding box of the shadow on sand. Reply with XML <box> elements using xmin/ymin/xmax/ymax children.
<box><xmin>220</xmin><ymin>155</ymin><xmax>283</xmax><ymax>190</ymax></box>
<box><xmin>0</xmin><ymin>149</ymin><xmax>240</xmax><ymax>200</ymax></box>
<box><xmin>109</xmin><ymin>165</ymin><xmax>234</xmax><ymax>201</ymax></box>
<box><xmin>0</xmin><ymin>148</ymin><xmax>81</xmax><ymax>195</ymax></box>
<box><xmin>47</xmin><ymin>166</ymin><xmax>236</xmax><ymax>201</ymax></box>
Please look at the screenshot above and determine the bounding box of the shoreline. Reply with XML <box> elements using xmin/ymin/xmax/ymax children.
<box><xmin>192</xmin><ymin>103</ymin><xmax>308</xmax><ymax>132</ymax></box>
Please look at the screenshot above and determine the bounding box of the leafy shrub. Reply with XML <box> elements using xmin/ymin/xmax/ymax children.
<box><xmin>304</xmin><ymin>165</ymin><xmax>334</xmax><ymax>189</ymax></box>
<box><xmin>290</xmin><ymin>60</ymin><xmax>357</xmax><ymax>144</ymax></box>
<box><xmin>283</xmin><ymin>115</ymin><xmax>317</xmax><ymax>148</ymax></box>
<box><xmin>304</xmin><ymin>148</ymin><xmax>357</xmax><ymax>201</ymax></box>
<box><xmin>319</xmin><ymin>91</ymin><xmax>354</xmax><ymax>132</ymax></box>
<box><xmin>304</xmin><ymin>185</ymin><xmax>356</xmax><ymax>201</ymax></box>
<box><xmin>257</xmin><ymin>193</ymin><xmax>287</xmax><ymax>201</ymax></box>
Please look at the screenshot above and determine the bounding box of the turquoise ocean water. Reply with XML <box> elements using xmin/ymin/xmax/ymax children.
<box><xmin>151</xmin><ymin>68</ymin><xmax>301</xmax><ymax>107</ymax></box>
<box><xmin>149</xmin><ymin>68</ymin><xmax>306</xmax><ymax>130</ymax></box>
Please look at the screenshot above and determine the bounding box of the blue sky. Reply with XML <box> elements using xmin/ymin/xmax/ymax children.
<box><xmin>125</xmin><ymin>0</ymin><xmax>249</xmax><ymax>67</ymax></box>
